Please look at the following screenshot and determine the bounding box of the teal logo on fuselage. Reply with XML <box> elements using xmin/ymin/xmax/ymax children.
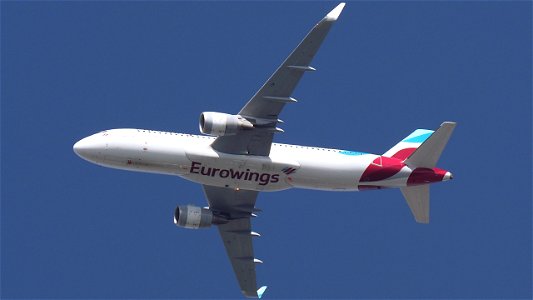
<box><xmin>339</xmin><ymin>150</ymin><xmax>366</xmax><ymax>156</ymax></box>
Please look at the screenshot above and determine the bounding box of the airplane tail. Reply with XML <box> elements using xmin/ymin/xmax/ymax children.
<box><xmin>384</xmin><ymin>122</ymin><xmax>457</xmax><ymax>224</ymax></box>
<box><xmin>383</xmin><ymin>122</ymin><xmax>456</xmax><ymax>167</ymax></box>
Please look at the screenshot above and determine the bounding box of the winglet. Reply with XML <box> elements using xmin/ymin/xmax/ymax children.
<box><xmin>325</xmin><ymin>3</ymin><xmax>346</xmax><ymax>21</ymax></box>
<box><xmin>257</xmin><ymin>286</ymin><xmax>268</xmax><ymax>299</ymax></box>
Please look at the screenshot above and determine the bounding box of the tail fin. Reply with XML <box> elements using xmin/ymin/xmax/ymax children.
<box><xmin>383</xmin><ymin>129</ymin><xmax>435</xmax><ymax>161</ymax></box>
<box><xmin>383</xmin><ymin>122</ymin><xmax>456</xmax><ymax>167</ymax></box>
<box><xmin>404</xmin><ymin>122</ymin><xmax>456</xmax><ymax>168</ymax></box>
<box><xmin>394</xmin><ymin>122</ymin><xmax>457</xmax><ymax>224</ymax></box>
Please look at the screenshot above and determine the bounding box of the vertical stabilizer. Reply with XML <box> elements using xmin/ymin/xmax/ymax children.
<box><xmin>404</xmin><ymin>122</ymin><xmax>456</xmax><ymax>168</ymax></box>
<box><xmin>401</xmin><ymin>185</ymin><xmax>430</xmax><ymax>223</ymax></box>
<box><xmin>383</xmin><ymin>129</ymin><xmax>435</xmax><ymax>161</ymax></box>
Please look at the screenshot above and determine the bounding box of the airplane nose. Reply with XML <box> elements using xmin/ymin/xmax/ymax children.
<box><xmin>73</xmin><ymin>135</ymin><xmax>106</xmax><ymax>162</ymax></box>
<box><xmin>443</xmin><ymin>171</ymin><xmax>453</xmax><ymax>181</ymax></box>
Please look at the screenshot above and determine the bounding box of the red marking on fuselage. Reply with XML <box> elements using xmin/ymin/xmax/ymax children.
<box><xmin>407</xmin><ymin>167</ymin><xmax>447</xmax><ymax>186</ymax></box>
<box><xmin>360</xmin><ymin>156</ymin><xmax>405</xmax><ymax>182</ymax></box>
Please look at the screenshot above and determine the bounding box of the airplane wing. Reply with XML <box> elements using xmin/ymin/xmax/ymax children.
<box><xmin>211</xmin><ymin>3</ymin><xmax>346</xmax><ymax>156</ymax></box>
<box><xmin>202</xmin><ymin>185</ymin><xmax>266</xmax><ymax>298</ymax></box>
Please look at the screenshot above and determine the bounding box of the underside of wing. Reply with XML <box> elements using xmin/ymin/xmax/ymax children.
<box><xmin>238</xmin><ymin>2</ymin><xmax>345</xmax><ymax>120</ymax></box>
<box><xmin>211</xmin><ymin>130</ymin><xmax>274</xmax><ymax>156</ymax></box>
<box><xmin>218</xmin><ymin>218</ymin><xmax>263</xmax><ymax>298</ymax></box>
<box><xmin>203</xmin><ymin>185</ymin><xmax>259</xmax><ymax>219</ymax></box>
<box><xmin>211</xmin><ymin>3</ymin><xmax>346</xmax><ymax>156</ymax></box>
<box><xmin>202</xmin><ymin>185</ymin><xmax>266</xmax><ymax>298</ymax></box>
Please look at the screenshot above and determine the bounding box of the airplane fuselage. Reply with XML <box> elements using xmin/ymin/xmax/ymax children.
<box><xmin>74</xmin><ymin>128</ymin><xmax>451</xmax><ymax>192</ymax></box>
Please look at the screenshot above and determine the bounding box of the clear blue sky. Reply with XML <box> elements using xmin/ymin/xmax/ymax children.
<box><xmin>2</xmin><ymin>2</ymin><xmax>531</xmax><ymax>299</ymax></box>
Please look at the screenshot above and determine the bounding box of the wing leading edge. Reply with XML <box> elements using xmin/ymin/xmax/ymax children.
<box><xmin>211</xmin><ymin>3</ymin><xmax>346</xmax><ymax>156</ymax></box>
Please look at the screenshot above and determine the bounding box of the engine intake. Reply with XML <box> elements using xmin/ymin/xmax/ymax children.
<box><xmin>174</xmin><ymin>205</ymin><xmax>226</xmax><ymax>229</ymax></box>
<box><xmin>199</xmin><ymin>112</ymin><xmax>253</xmax><ymax>136</ymax></box>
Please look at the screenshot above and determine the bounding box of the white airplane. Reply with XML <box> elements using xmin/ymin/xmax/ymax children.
<box><xmin>74</xmin><ymin>3</ymin><xmax>455</xmax><ymax>298</ymax></box>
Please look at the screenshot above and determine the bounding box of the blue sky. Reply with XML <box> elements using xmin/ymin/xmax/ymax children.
<box><xmin>2</xmin><ymin>1</ymin><xmax>531</xmax><ymax>299</ymax></box>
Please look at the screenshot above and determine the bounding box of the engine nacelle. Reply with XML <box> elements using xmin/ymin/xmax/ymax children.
<box><xmin>199</xmin><ymin>112</ymin><xmax>253</xmax><ymax>136</ymax></box>
<box><xmin>174</xmin><ymin>205</ymin><xmax>227</xmax><ymax>229</ymax></box>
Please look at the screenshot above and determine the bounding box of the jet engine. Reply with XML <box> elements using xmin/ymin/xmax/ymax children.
<box><xmin>199</xmin><ymin>112</ymin><xmax>253</xmax><ymax>136</ymax></box>
<box><xmin>174</xmin><ymin>205</ymin><xmax>226</xmax><ymax>229</ymax></box>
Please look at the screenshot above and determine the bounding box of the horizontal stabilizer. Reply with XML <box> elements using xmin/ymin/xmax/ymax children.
<box><xmin>401</xmin><ymin>185</ymin><xmax>430</xmax><ymax>224</ymax></box>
